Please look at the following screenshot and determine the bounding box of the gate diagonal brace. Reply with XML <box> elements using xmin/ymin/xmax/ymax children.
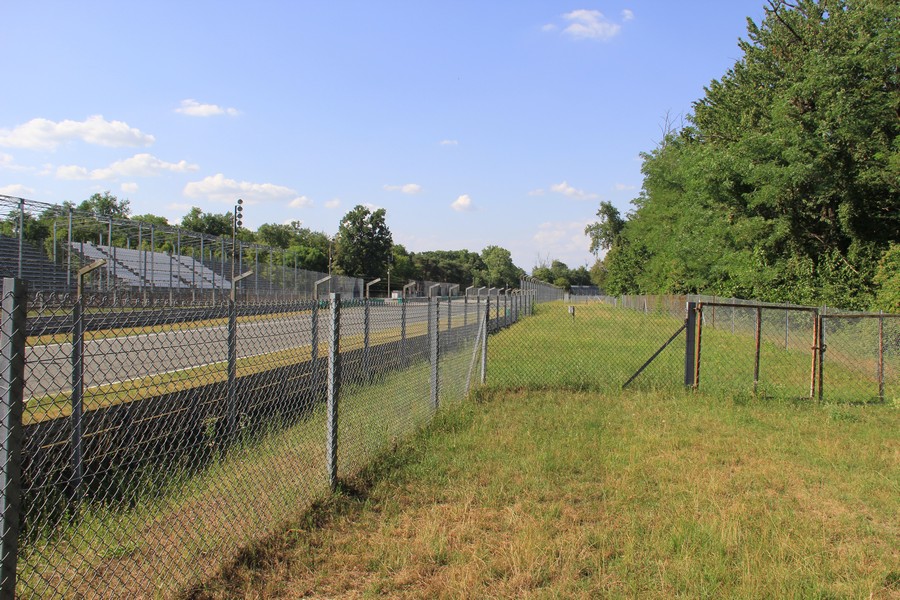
<box><xmin>622</xmin><ymin>322</ymin><xmax>687</xmax><ymax>390</ymax></box>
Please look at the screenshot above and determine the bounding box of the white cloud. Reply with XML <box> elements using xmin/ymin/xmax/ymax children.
<box><xmin>614</xmin><ymin>183</ymin><xmax>637</xmax><ymax>191</ymax></box>
<box><xmin>383</xmin><ymin>183</ymin><xmax>423</xmax><ymax>195</ymax></box>
<box><xmin>0</xmin><ymin>115</ymin><xmax>155</xmax><ymax>150</ymax></box>
<box><xmin>451</xmin><ymin>194</ymin><xmax>475</xmax><ymax>212</ymax></box>
<box><xmin>0</xmin><ymin>183</ymin><xmax>35</xmax><ymax>197</ymax></box>
<box><xmin>544</xmin><ymin>9</ymin><xmax>627</xmax><ymax>41</ymax></box>
<box><xmin>325</xmin><ymin>198</ymin><xmax>341</xmax><ymax>209</ymax></box>
<box><xmin>528</xmin><ymin>188</ymin><xmax>546</xmax><ymax>196</ymax></box>
<box><xmin>183</xmin><ymin>173</ymin><xmax>305</xmax><ymax>206</ymax></box>
<box><xmin>121</xmin><ymin>182</ymin><xmax>139</xmax><ymax>194</ymax></box>
<box><xmin>167</xmin><ymin>202</ymin><xmax>193</xmax><ymax>213</ymax></box>
<box><xmin>550</xmin><ymin>180</ymin><xmax>599</xmax><ymax>200</ymax></box>
<box><xmin>175</xmin><ymin>99</ymin><xmax>240</xmax><ymax>117</ymax></box>
<box><xmin>533</xmin><ymin>221</ymin><xmax>595</xmax><ymax>262</ymax></box>
<box><xmin>0</xmin><ymin>153</ymin><xmax>32</xmax><ymax>172</ymax></box>
<box><xmin>56</xmin><ymin>153</ymin><xmax>199</xmax><ymax>180</ymax></box>
<box><xmin>288</xmin><ymin>196</ymin><xmax>313</xmax><ymax>208</ymax></box>
<box><xmin>439</xmin><ymin>139</ymin><xmax>459</xmax><ymax>146</ymax></box>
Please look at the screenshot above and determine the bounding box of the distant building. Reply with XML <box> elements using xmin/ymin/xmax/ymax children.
<box><xmin>570</xmin><ymin>285</ymin><xmax>600</xmax><ymax>296</ymax></box>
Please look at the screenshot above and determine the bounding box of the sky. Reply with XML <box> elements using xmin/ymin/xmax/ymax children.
<box><xmin>0</xmin><ymin>1</ymin><xmax>769</xmax><ymax>273</ymax></box>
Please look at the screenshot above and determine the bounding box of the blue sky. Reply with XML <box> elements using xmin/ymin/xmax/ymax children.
<box><xmin>1</xmin><ymin>1</ymin><xmax>768</xmax><ymax>272</ymax></box>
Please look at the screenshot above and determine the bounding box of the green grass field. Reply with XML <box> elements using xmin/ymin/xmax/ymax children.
<box><xmin>189</xmin><ymin>301</ymin><xmax>900</xmax><ymax>599</ymax></box>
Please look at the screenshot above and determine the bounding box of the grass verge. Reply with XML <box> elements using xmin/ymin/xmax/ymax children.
<box><xmin>189</xmin><ymin>388</ymin><xmax>899</xmax><ymax>599</ymax></box>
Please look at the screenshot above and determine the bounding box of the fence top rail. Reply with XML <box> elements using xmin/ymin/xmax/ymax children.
<box><xmin>697</xmin><ymin>301</ymin><xmax>819</xmax><ymax>313</ymax></box>
<box><xmin>821</xmin><ymin>312</ymin><xmax>900</xmax><ymax>319</ymax></box>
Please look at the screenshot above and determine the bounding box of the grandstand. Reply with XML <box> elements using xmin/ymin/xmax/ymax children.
<box><xmin>70</xmin><ymin>242</ymin><xmax>232</xmax><ymax>291</ymax></box>
<box><xmin>0</xmin><ymin>234</ymin><xmax>73</xmax><ymax>292</ymax></box>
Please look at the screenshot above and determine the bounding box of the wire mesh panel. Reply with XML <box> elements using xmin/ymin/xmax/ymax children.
<box><xmin>18</xmin><ymin>293</ymin><xmax>331</xmax><ymax>597</ymax></box>
<box><xmin>336</xmin><ymin>299</ymin><xmax>433</xmax><ymax>481</ymax></box>
<box><xmin>696</xmin><ymin>303</ymin><xmax>818</xmax><ymax>400</ymax></box>
<box><xmin>439</xmin><ymin>297</ymin><xmax>485</xmax><ymax>409</ymax></box>
<box><xmin>821</xmin><ymin>315</ymin><xmax>899</xmax><ymax>403</ymax></box>
<box><xmin>485</xmin><ymin>299</ymin><xmax>688</xmax><ymax>393</ymax></box>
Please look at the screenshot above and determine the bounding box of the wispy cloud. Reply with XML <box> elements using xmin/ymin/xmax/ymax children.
<box><xmin>56</xmin><ymin>153</ymin><xmax>199</xmax><ymax>180</ymax></box>
<box><xmin>175</xmin><ymin>99</ymin><xmax>240</xmax><ymax>117</ymax></box>
<box><xmin>0</xmin><ymin>183</ymin><xmax>36</xmax><ymax>197</ymax></box>
<box><xmin>451</xmin><ymin>194</ymin><xmax>475</xmax><ymax>212</ymax></box>
<box><xmin>325</xmin><ymin>198</ymin><xmax>341</xmax><ymax>209</ymax></box>
<box><xmin>544</xmin><ymin>9</ymin><xmax>632</xmax><ymax>41</ymax></box>
<box><xmin>532</xmin><ymin>220</ymin><xmax>594</xmax><ymax>262</ymax></box>
<box><xmin>549</xmin><ymin>180</ymin><xmax>599</xmax><ymax>201</ymax></box>
<box><xmin>183</xmin><ymin>173</ymin><xmax>305</xmax><ymax>205</ymax></box>
<box><xmin>614</xmin><ymin>183</ymin><xmax>637</xmax><ymax>191</ymax></box>
<box><xmin>383</xmin><ymin>183</ymin><xmax>423</xmax><ymax>195</ymax></box>
<box><xmin>288</xmin><ymin>196</ymin><xmax>312</xmax><ymax>208</ymax></box>
<box><xmin>439</xmin><ymin>139</ymin><xmax>458</xmax><ymax>146</ymax></box>
<box><xmin>121</xmin><ymin>182</ymin><xmax>139</xmax><ymax>194</ymax></box>
<box><xmin>0</xmin><ymin>115</ymin><xmax>155</xmax><ymax>150</ymax></box>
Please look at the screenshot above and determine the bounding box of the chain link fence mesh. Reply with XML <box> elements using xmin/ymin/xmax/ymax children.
<box><xmin>1</xmin><ymin>282</ymin><xmax>501</xmax><ymax>598</ymax></box>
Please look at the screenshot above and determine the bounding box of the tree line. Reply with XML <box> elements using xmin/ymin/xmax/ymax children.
<box><xmin>585</xmin><ymin>0</ymin><xmax>898</xmax><ymax>312</ymax></box>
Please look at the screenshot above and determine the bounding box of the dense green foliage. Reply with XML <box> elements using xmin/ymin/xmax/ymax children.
<box><xmin>531</xmin><ymin>260</ymin><xmax>592</xmax><ymax>291</ymax></box>
<box><xmin>333</xmin><ymin>204</ymin><xmax>394</xmax><ymax>280</ymax></box>
<box><xmin>592</xmin><ymin>0</ymin><xmax>899</xmax><ymax>311</ymax></box>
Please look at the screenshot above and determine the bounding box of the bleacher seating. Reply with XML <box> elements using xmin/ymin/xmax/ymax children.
<box><xmin>0</xmin><ymin>234</ymin><xmax>73</xmax><ymax>292</ymax></box>
<box><xmin>70</xmin><ymin>242</ymin><xmax>232</xmax><ymax>290</ymax></box>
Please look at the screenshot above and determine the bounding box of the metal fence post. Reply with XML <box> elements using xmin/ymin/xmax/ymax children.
<box><xmin>70</xmin><ymin>296</ymin><xmax>85</xmax><ymax>502</ymax></box>
<box><xmin>753</xmin><ymin>307</ymin><xmax>762</xmax><ymax>395</ymax></box>
<box><xmin>430</xmin><ymin>298</ymin><xmax>440</xmax><ymax>411</ymax></box>
<box><xmin>327</xmin><ymin>293</ymin><xmax>341</xmax><ymax>491</ymax></box>
<box><xmin>400</xmin><ymin>299</ymin><xmax>407</xmax><ymax>369</ymax></box>
<box><xmin>311</xmin><ymin>300</ymin><xmax>319</xmax><ymax>387</ymax></box>
<box><xmin>363</xmin><ymin>300</ymin><xmax>370</xmax><ymax>379</ymax></box>
<box><xmin>481</xmin><ymin>296</ymin><xmax>489</xmax><ymax>384</ymax></box>
<box><xmin>1</xmin><ymin>278</ymin><xmax>26</xmax><ymax>598</ymax></box>
<box><xmin>225</xmin><ymin>297</ymin><xmax>238</xmax><ymax>446</ymax></box>
<box><xmin>684</xmin><ymin>302</ymin><xmax>697</xmax><ymax>388</ymax></box>
<box><xmin>878</xmin><ymin>312</ymin><xmax>885</xmax><ymax>401</ymax></box>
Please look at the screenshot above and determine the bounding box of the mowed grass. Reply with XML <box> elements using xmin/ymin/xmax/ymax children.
<box><xmin>191</xmin><ymin>302</ymin><xmax>900</xmax><ymax>599</ymax></box>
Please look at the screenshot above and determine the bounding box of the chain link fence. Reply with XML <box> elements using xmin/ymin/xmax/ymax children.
<box><xmin>500</xmin><ymin>293</ymin><xmax>897</xmax><ymax>403</ymax></box>
<box><xmin>1</xmin><ymin>275</ymin><xmax>536</xmax><ymax>598</ymax></box>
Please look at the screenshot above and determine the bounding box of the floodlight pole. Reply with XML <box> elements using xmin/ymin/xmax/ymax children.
<box><xmin>231</xmin><ymin>198</ymin><xmax>244</xmax><ymax>288</ymax></box>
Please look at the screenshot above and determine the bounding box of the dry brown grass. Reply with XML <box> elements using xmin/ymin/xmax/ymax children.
<box><xmin>187</xmin><ymin>389</ymin><xmax>900</xmax><ymax>599</ymax></box>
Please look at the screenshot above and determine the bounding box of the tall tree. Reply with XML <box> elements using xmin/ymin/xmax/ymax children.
<box><xmin>333</xmin><ymin>205</ymin><xmax>393</xmax><ymax>279</ymax></box>
<box><xmin>479</xmin><ymin>245</ymin><xmax>523</xmax><ymax>287</ymax></box>
<box><xmin>78</xmin><ymin>191</ymin><xmax>130</xmax><ymax>219</ymax></box>
<box><xmin>596</xmin><ymin>0</ymin><xmax>899</xmax><ymax>309</ymax></box>
<box><xmin>584</xmin><ymin>201</ymin><xmax>625</xmax><ymax>257</ymax></box>
<box><xmin>180</xmin><ymin>207</ymin><xmax>233</xmax><ymax>237</ymax></box>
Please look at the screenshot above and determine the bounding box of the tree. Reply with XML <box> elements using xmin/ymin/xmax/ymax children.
<box><xmin>180</xmin><ymin>207</ymin><xmax>232</xmax><ymax>237</ymax></box>
<box><xmin>77</xmin><ymin>191</ymin><xmax>130</xmax><ymax>219</ymax></box>
<box><xmin>132</xmin><ymin>213</ymin><xmax>169</xmax><ymax>227</ymax></box>
<box><xmin>333</xmin><ymin>205</ymin><xmax>393</xmax><ymax>280</ymax></box>
<box><xmin>596</xmin><ymin>0</ymin><xmax>899</xmax><ymax>308</ymax></box>
<box><xmin>479</xmin><ymin>245</ymin><xmax>523</xmax><ymax>287</ymax></box>
<box><xmin>584</xmin><ymin>201</ymin><xmax>625</xmax><ymax>257</ymax></box>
